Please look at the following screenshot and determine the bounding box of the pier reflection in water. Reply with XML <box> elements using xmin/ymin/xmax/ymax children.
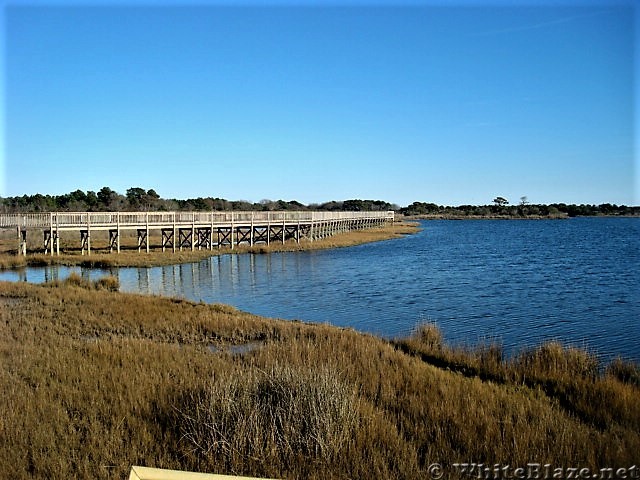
<box><xmin>116</xmin><ymin>252</ymin><xmax>327</xmax><ymax>324</ymax></box>
<box><xmin>3</xmin><ymin>264</ymin><xmax>114</xmax><ymax>285</ymax></box>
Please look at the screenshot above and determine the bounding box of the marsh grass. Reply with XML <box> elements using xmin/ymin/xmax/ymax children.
<box><xmin>48</xmin><ymin>271</ymin><xmax>120</xmax><ymax>291</ymax></box>
<box><xmin>0</xmin><ymin>284</ymin><xmax>638</xmax><ymax>479</ymax></box>
<box><xmin>177</xmin><ymin>364</ymin><xmax>360</xmax><ymax>477</ymax></box>
<box><xmin>397</xmin><ymin>323</ymin><xmax>640</xmax><ymax>432</ymax></box>
<box><xmin>607</xmin><ymin>357</ymin><xmax>640</xmax><ymax>386</ymax></box>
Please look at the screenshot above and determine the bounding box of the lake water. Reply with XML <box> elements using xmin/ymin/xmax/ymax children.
<box><xmin>2</xmin><ymin>218</ymin><xmax>638</xmax><ymax>362</ymax></box>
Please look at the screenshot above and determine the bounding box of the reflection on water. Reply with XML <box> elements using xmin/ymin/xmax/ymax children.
<box><xmin>118</xmin><ymin>253</ymin><xmax>315</xmax><ymax>310</ymax></box>
<box><xmin>1</xmin><ymin>218</ymin><xmax>639</xmax><ymax>362</ymax></box>
<box><xmin>2</xmin><ymin>264</ymin><xmax>115</xmax><ymax>284</ymax></box>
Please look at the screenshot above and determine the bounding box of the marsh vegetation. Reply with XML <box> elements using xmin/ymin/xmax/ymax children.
<box><xmin>0</xmin><ymin>279</ymin><xmax>638</xmax><ymax>479</ymax></box>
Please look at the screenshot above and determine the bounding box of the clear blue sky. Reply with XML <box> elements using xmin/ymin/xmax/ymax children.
<box><xmin>2</xmin><ymin>0</ymin><xmax>637</xmax><ymax>207</ymax></box>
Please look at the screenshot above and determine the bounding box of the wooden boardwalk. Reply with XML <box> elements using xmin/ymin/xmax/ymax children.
<box><xmin>0</xmin><ymin>211</ymin><xmax>394</xmax><ymax>255</ymax></box>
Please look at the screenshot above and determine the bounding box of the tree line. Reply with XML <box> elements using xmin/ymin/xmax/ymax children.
<box><xmin>400</xmin><ymin>201</ymin><xmax>640</xmax><ymax>217</ymax></box>
<box><xmin>0</xmin><ymin>187</ymin><xmax>398</xmax><ymax>214</ymax></box>
<box><xmin>0</xmin><ymin>187</ymin><xmax>637</xmax><ymax>217</ymax></box>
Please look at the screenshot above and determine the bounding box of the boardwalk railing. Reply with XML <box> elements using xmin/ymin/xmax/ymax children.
<box><xmin>0</xmin><ymin>211</ymin><xmax>394</xmax><ymax>255</ymax></box>
<box><xmin>0</xmin><ymin>211</ymin><xmax>393</xmax><ymax>229</ymax></box>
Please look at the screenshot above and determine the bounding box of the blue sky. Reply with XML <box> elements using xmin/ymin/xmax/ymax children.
<box><xmin>2</xmin><ymin>0</ymin><xmax>637</xmax><ymax>207</ymax></box>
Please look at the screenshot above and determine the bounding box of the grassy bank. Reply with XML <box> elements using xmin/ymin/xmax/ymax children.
<box><xmin>0</xmin><ymin>279</ymin><xmax>638</xmax><ymax>479</ymax></box>
<box><xmin>0</xmin><ymin>221</ymin><xmax>418</xmax><ymax>270</ymax></box>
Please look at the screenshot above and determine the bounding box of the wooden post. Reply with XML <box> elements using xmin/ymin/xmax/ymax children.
<box><xmin>80</xmin><ymin>230</ymin><xmax>88</xmax><ymax>255</ymax></box>
<box><xmin>117</xmin><ymin>212</ymin><xmax>121</xmax><ymax>253</ymax></box>
<box><xmin>191</xmin><ymin>213</ymin><xmax>195</xmax><ymax>251</ymax></box>
<box><xmin>229</xmin><ymin>212</ymin><xmax>234</xmax><ymax>250</ymax></box>
<box><xmin>49</xmin><ymin>213</ymin><xmax>54</xmax><ymax>256</ymax></box>
<box><xmin>250</xmin><ymin>212</ymin><xmax>254</xmax><ymax>246</ymax></box>
<box><xmin>87</xmin><ymin>214</ymin><xmax>91</xmax><ymax>255</ymax></box>
<box><xmin>109</xmin><ymin>230</ymin><xmax>118</xmax><ymax>253</ymax></box>
<box><xmin>43</xmin><ymin>230</ymin><xmax>49</xmax><ymax>255</ymax></box>
<box><xmin>146</xmin><ymin>212</ymin><xmax>150</xmax><ymax>253</ymax></box>
<box><xmin>55</xmin><ymin>214</ymin><xmax>60</xmax><ymax>255</ymax></box>
<box><xmin>18</xmin><ymin>226</ymin><xmax>27</xmax><ymax>256</ymax></box>
<box><xmin>210</xmin><ymin>212</ymin><xmax>214</xmax><ymax>251</ymax></box>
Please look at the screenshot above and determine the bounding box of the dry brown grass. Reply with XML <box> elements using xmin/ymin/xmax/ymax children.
<box><xmin>397</xmin><ymin>323</ymin><xmax>640</xmax><ymax>434</ymax></box>
<box><xmin>0</xmin><ymin>222</ymin><xmax>418</xmax><ymax>270</ymax></box>
<box><xmin>177</xmin><ymin>364</ymin><xmax>361</xmax><ymax>477</ymax></box>
<box><xmin>0</xmin><ymin>284</ymin><xmax>637</xmax><ymax>479</ymax></box>
<box><xmin>49</xmin><ymin>271</ymin><xmax>120</xmax><ymax>292</ymax></box>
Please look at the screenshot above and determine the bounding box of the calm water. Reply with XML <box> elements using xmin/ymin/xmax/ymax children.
<box><xmin>2</xmin><ymin>218</ymin><xmax>638</xmax><ymax>362</ymax></box>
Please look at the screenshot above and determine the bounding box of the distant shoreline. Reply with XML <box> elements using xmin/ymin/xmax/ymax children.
<box><xmin>403</xmin><ymin>214</ymin><xmax>566</xmax><ymax>220</ymax></box>
<box><xmin>402</xmin><ymin>213</ymin><xmax>639</xmax><ymax>221</ymax></box>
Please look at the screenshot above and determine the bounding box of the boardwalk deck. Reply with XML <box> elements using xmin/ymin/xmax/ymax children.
<box><xmin>0</xmin><ymin>211</ymin><xmax>394</xmax><ymax>255</ymax></box>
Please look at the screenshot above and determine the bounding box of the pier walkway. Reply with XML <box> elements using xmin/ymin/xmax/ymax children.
<box><xmin>0</xmin><ymin>211</ymin><xmax>394</xmax><ymax>255</ymax></box>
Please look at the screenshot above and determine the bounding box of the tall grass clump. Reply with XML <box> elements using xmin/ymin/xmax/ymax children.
<box><xmin>63</xmin><ymin>271</ymin><xmax>86</xmax><ymax>287</ymax></box>
<box><xmin>514</xmin><ymin>341</ymin><xmax>599</xmax><ymax>382</ymax></box>
<box><xmin>178</xmin><ymin>364</ymin><xmax>360</xmax><ymax>476</ymax></box>
<box><xmin>606</xmin><ymin>357</ymin><xmax>640</xmax><ymax>386</ymax></box>
<box><xmin>93</xmin><ymin>275</ymin><xmax>120</xmax><ymax>292</ymax></box>
<box><xmin>415</xmin><ymin>323</ymin><xmax>443</xmax><ymax>352</ymax></box>
<box><xmin>52</xmin><ymin>272</ymin><xmax>119</xmax><ymax>292</ymax></box>
<box><xmin>403</xmin><ymin>323</ymin><xmax>506</xmax><ymax>379</ymax></box>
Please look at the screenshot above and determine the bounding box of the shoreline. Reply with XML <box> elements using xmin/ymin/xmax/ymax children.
<box><xmin>0</xmin><ymin>221</ymin><xmax>419</xmax><ymax>270</ymax></box>
<box><xmin>404</xmin><ymin>213</ymin><xmax>568</xmax><ymax>220</ymax></box>
<box><xmin>403</xmin><ymin>213</ymin><xmax>640</xmax><ymax>220</ymax></box>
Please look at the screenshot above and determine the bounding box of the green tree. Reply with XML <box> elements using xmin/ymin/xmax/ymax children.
<box><xmin>97</xmin><ymin>187</ymin><xmax>117</xmax><ymax>209</ymax></box>
<box><xmin>126</xmin><ymin>187</ymin><xmax>159</xmax><ymax>210</ymax></box>
<box><xmin>493</xmin><ymin>197</ymin><xmax>509</xmax><ymax>207</ymax></box>
<box><xmin>126</xmin><ymin>187</ymin><xmax>146</xmax><ymax>206</ymax></box>
<box><xmin>86</xmin><ymin>191</ymin><xmax>99</xmax><ymax>210</ymax></box>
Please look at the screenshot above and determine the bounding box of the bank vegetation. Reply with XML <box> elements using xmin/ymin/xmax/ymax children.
<box><xmin>0</xmin><ymin>279</ymin><xmax>638</xmax><ymax>479</ymax></box>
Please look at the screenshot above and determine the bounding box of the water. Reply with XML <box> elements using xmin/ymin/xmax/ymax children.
<box><xmin>2</xmin><ymin>218</ymin><xmax>638</xmax><ymax>362</ymax></box>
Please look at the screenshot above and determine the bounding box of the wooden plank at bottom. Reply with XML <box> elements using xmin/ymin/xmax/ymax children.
<box><xmin>129</xmin><ymin>466</ymin><xmax>279</xmax><ymax>480</ymax></box>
